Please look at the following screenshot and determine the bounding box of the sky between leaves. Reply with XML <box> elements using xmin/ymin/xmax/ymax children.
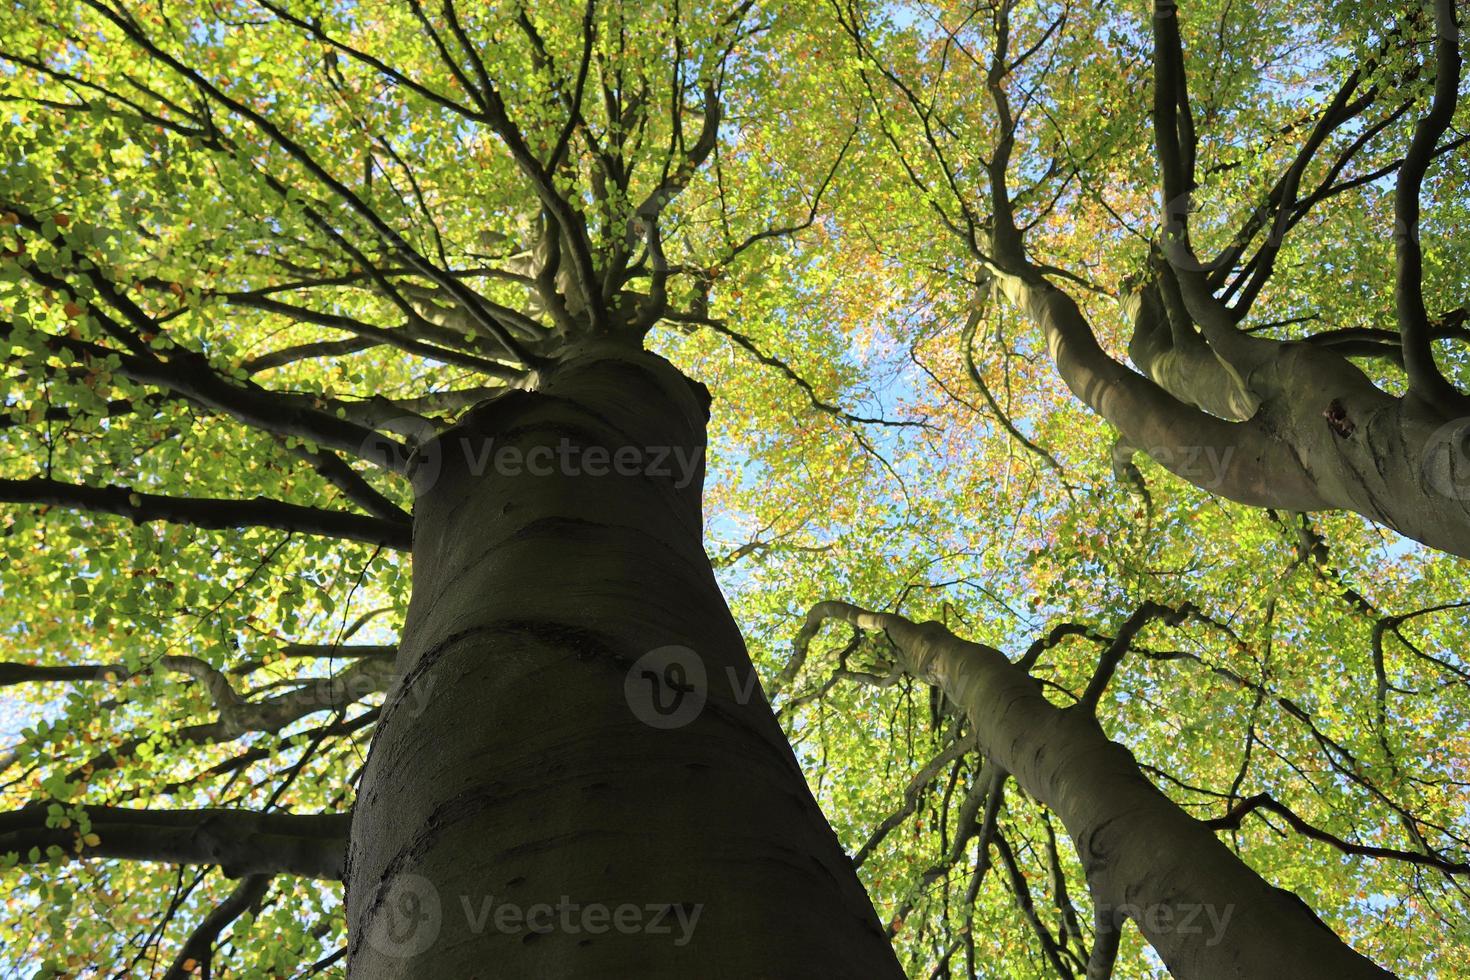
<box><xmin>0</xmin><ymin>0</ymin><xmax>1468</xmax><ymax>976</ymax></box>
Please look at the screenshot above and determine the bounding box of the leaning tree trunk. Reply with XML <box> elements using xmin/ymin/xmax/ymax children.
<box><xmin>797</xmin><ymin>603</ymin><xmax>1393</xmax><ymax>980</ymax></box>
<box><xmin>345</xmin><ymin>342</ymin><xmax>901</xmax><ymax>976</ymax></box>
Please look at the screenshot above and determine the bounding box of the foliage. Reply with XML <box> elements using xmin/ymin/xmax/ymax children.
<box><xmin>0</xmin><ymin>0</ymin><xmax>1467</xmax><ymax>976</ymax></box>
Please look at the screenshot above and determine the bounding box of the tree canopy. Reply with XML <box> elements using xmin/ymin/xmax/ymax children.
<box><xmin>1</xmin><ymin>0</ymin><xmax>1468</xmax><ymax>976</ymax></box>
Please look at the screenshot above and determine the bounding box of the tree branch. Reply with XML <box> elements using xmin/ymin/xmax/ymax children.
<box><xmin>0</xmin><ymin>478</ymin><xmax>411</xmax><ymax>550</ymax></box>
<box><xmin>162</xmin><ymin>873</ymin><xmax>271</xmax><ymax>980</ymax></box>
<box><xmin>1394</xmin><ymin>0</ymin><xmax>1464</xmax><ymax>402</ymax></box>
<box><xmin>1205</xmin><ymin>792</ymin><xmax>1470</xmax><ymax>877</ymax></box>
<box><xmin>0</xmin><ymin>804</ymin><xmax>348</xmax><ymax>879</ymax></box>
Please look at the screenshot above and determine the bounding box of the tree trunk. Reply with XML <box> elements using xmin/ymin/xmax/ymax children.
<box><xmin>346</xmin><ymin>342</ymin><xmax>901</xmax><ymax>977</ymax></box>
<box><xmin>1000</xmin><ymin>269</ymin><xmax>1470</xmax><ymax>557</ymax></box>
<box><xmin>798</xmin><ymin>603</ymin><xmax>1394</xmax><ymax>980</ymax></box>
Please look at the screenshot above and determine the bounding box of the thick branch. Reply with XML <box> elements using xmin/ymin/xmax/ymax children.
<box><xmin>0</xmin><ymin>803</ymin><xmax>348</xmax><ymax>879</ymax></box>
<box><xmin>797</xmin><ymin>601</ymin><xmax>1391</xmax><ymax>979</ymax></box>
<box><xmin>1395</xmin><ymin>0</ymin><xmax>1464</xmax><ymax>401</ymax></box>
<box><xmin>0</xmin><ymin>478</ymin><xmax>411</xmax><ymax>550</ymax></box>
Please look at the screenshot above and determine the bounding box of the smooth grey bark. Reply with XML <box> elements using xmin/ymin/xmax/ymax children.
<box><xmin>0</xmin><ymin>804</ymin><xmax>347</xmax><ymax>879</ymax></box>
<box><xmin>796</xmin><ymin>602</ymin><xmax>1394</xmax><ymax>980</ymax></box>
<box><xmin>995</xmin><ymin>266</ymin><xmax>1470</xmax><ymax>558</ymax></box>
<box><xmin>992</xmin><ymin>268</ymin><xmax>1329</xmax><ymax>512</ymax></box>
<box><xmin>346</xmin><ymin>342</ymin><xmax>901</xmax><ymax>977</ymax></box>
<box><xmin>881</xmin><ymin>0</ymin><xmax>1470</xmax><ymax>558</ymax></box>
<box><xmin>1111</xmin><ymin>247</ymin><xmax>1470</xmax><ymax>557</ymax></box>
<box><xmin>1128</xmin><ymin>0</ymin><xmax>1470</xmax><ymax>557</ymax></box>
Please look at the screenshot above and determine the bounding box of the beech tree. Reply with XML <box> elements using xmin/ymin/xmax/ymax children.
<box><xmin>1</xmin><ymin>1</ymin><xmax>1468</xmax><ymax>978</ymax></box>
<box><xmin>838</xmin><ymin>0</ymin><xmax>1470</xmax><ymax>557</ymax></box>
